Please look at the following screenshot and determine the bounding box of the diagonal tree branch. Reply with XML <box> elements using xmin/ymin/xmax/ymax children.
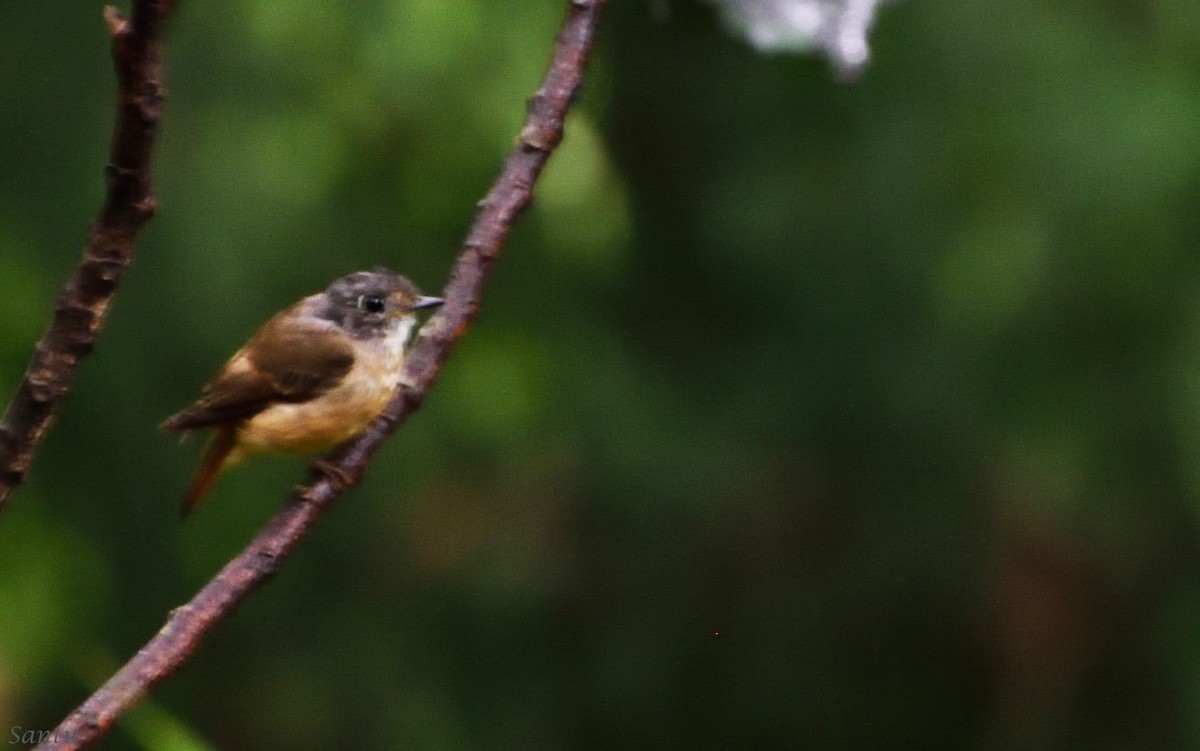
<box><xmin>36</xmin><ymin>1</ymin><xmax>607</xmax><ymax>748</ymax></box>
<box><xmin>0</xmin><ymin>1</ymin><xmax>175</xmax><ymax>512</ymax></box>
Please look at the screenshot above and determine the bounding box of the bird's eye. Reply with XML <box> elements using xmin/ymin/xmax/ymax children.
<box><xmin>358</xmin><ymin>294</ymin><xmax>386</xmax><ymax>313</ymax></box>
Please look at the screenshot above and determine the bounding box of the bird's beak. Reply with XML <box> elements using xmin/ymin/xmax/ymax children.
<box><xmin>409</xmin><ymin>296</ymin><xmax>445</xmax><ymax>311</ymax></box>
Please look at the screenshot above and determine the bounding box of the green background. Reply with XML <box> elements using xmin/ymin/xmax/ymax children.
<box><xmin>3</xmin><ymin>1</ymin><xmax>1200</xmax><ymax>749</ymax></box>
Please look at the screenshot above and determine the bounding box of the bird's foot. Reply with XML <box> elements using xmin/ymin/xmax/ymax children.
<box><xmin>310</xmin><ymin>458</ymin><xmax>354</xmax><ymax>489</ymax></box>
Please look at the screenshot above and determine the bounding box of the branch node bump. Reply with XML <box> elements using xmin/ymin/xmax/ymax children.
<box><xmin>251</xmin><ymin>549</ymin><xmax>283</xmax><ymax>578</ymax></box>
<box><xmin>135</xmin><ymin>193</ymin><xmax>159</xmax><ymax>219</ymax></box>
<box><xmin>104</xmin><ymin>6</ymin><xmax>130</xmax><ymax>40</ymax></box>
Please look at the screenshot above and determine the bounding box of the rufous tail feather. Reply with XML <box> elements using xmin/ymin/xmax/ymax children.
<box><xmin>182</xmin><ymin>427</ymin><xmax>237</xmax><ymax>518</ymax></box>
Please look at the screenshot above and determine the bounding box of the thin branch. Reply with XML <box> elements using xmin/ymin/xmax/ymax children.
<box><xmin>37</xmin><ymin>1</ymin><xmax>608</xmax><ymax>748</ymax></box>
<box><xmin>0</xmin><ymin>1</ymin><xmax>174</xmax><ymax>511</ymax></box>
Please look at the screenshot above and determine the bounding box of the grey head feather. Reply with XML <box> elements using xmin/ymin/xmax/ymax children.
<box><xmin>318</xmin><ymin>269</ymin><xmax>423</xmax><ymax>339</ymax></box>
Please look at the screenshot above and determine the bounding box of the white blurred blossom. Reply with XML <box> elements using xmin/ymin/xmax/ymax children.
<box><xmin>707</xmin><ymin>0</ymin><xmax>893</xmax><ymax>76</ymax></box>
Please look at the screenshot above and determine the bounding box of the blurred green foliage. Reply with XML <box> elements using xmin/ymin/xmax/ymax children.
<box><xmin>2</xmin><ymin>0</ymin><xmax>1200</xmax><ymax>749</ymax></box>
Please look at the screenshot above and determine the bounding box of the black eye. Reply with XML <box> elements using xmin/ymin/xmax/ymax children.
<box><xmin>358</xmin><ymin>294</ymin><xmax>385</xmax><ymax>313</ymax></box>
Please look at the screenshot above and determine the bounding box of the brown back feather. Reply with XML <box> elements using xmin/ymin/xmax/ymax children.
<box><xmin>162</xmin><ymin>316</ymin><xmax>355</xmax><ymax>433</ymax></box>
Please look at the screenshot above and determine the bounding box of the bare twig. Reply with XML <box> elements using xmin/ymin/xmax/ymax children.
<box><xmin>37</xmin><ymin>1</ymin><xmax>607</xmax><ymax>748</ymax></box>
<box><xmin>0</xmin><ymin>1</ymin><xmax>174</xmax><ymax>511</ymax></box>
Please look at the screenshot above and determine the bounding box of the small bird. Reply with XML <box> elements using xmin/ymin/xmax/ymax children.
<box><xmin>162</xmin><ymin>268</ymin><xmax>443</xmax><ymax>516</ymax></box>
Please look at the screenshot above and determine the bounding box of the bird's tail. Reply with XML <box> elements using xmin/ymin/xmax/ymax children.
<box><xmin>182</xmin><ymin>427</ymin><xmax>238</xmax><ymax>518</ymax></box>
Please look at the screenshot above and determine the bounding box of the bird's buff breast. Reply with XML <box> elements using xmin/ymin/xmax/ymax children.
<box><xmin>235</xmin><ymin>321</ymin><xmax>412</xmax><ymax>458</ymax></box>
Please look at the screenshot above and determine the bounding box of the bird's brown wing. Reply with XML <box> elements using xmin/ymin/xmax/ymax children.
<box><xmin>161</xmin><ymin>324</ymin><xmax>355</xmax><ymax>432</ymax></box>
